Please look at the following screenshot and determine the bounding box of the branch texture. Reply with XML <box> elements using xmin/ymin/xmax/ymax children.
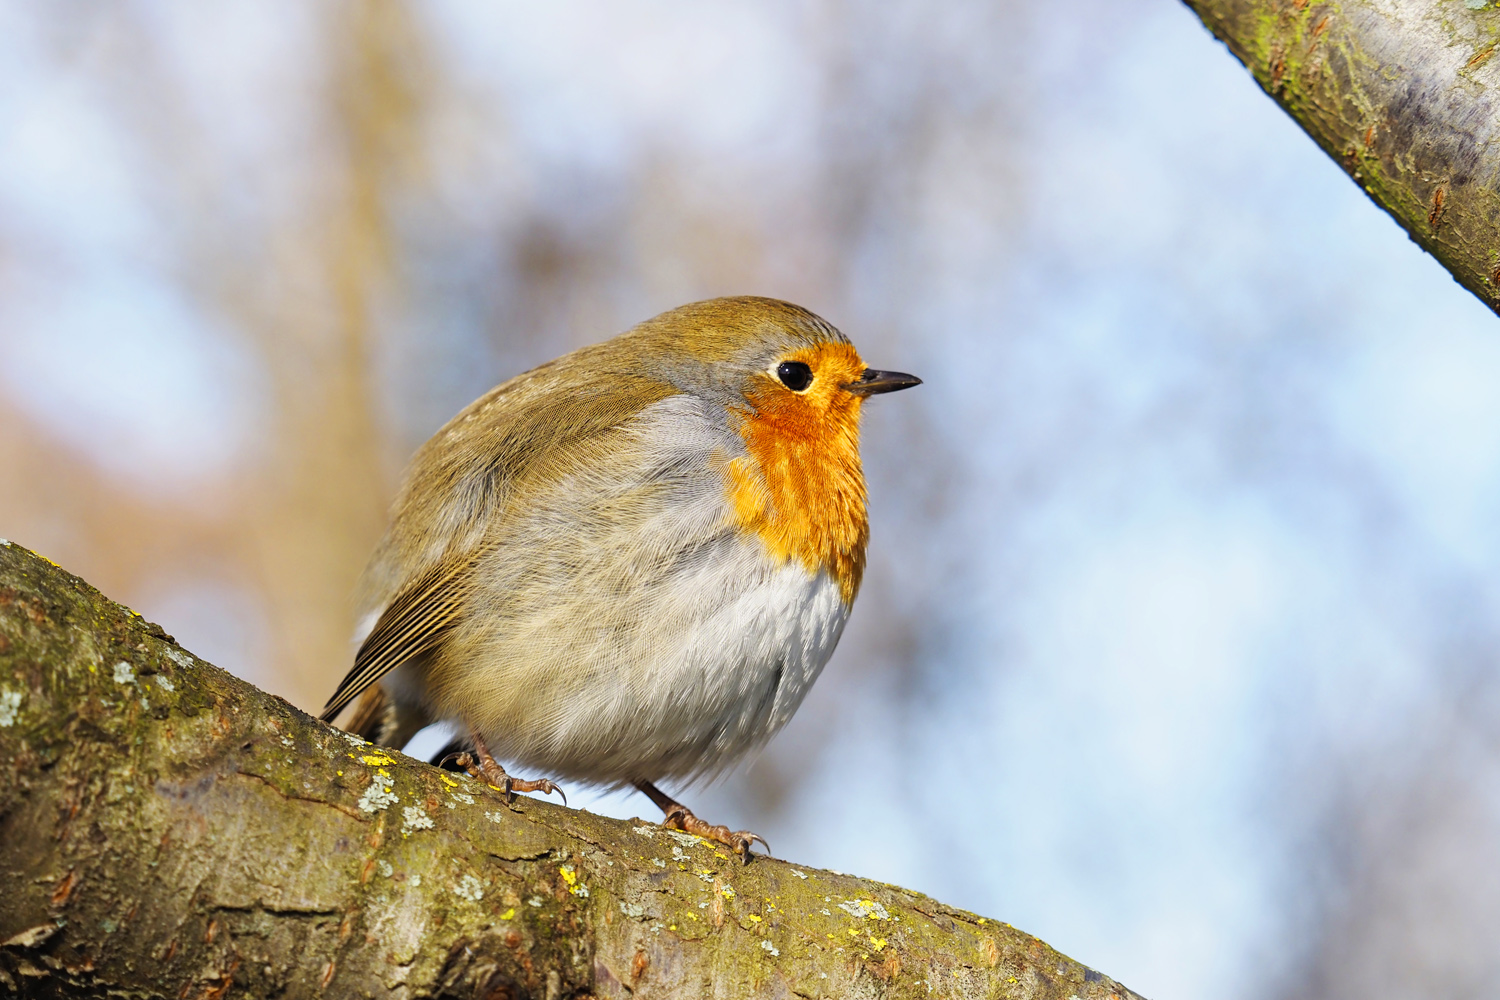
<box><xmin>0</xmin><ymin>541</ymin><xmax>1141</xmax><ymax>999</ymax></box>
<box><xmin>1183</xmin><ymin>0</ymin><xmax>1500</xmax><ymax>314</ymax></box>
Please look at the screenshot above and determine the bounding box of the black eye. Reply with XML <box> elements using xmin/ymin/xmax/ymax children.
<box><xmin>776</xmin><ymin>361</ymin><xmax>813</xmax><ymax>391</ymax></box>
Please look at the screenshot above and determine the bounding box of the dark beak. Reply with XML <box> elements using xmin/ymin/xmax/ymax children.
<box><xmin>845</xmin><ymin>368</ymin><xmax>922</xmax><ymax>397</ymax></box>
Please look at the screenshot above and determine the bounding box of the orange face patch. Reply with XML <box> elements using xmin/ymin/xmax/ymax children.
<box><xmin>724</xmin><ymin>342</ymin><xmax>870</xmax><ymax>605</ymax></box>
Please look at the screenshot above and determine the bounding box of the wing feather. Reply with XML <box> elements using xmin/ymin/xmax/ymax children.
<box><xmin>323</xmin><ymin>348</ymin><xmax>690</xmax><ymax>725</ymax></box>
<box><xmin>319</xmin><ymin>554</ymin><xmax>476</xmax><ymax>722</ymax></box>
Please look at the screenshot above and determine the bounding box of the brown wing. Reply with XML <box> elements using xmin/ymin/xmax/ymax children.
<box><xmin>320</xmin><ymin>343</ymin><xmax>681</xmax><ymax>726</ymax></box>
<box><xmin>319</xmin><ymin>555</ymin><xmax>475</xmax><ymax>723</ymax></box>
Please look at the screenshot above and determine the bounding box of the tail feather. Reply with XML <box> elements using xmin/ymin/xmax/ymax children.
<box><xmin>340</xmin><ymin>686</ymin><xmax>393</xmax><ymax>744</ymax></box>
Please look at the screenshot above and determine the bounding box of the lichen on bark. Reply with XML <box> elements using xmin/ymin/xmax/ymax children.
<box><xmin>0</xmin><ymin>540</ymin><xmax>1141</xmax><ymax>998</ymax></box>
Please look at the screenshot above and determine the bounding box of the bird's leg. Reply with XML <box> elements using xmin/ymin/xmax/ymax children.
<box><xmin>451</xmin><ymin>732</ymin><xmax>566</xmax><ymax>805</ymax></box>
<box><xmin>633</xmin><ymin>780</ymin><xmax>768</xmax><ymax>864</ymax></box>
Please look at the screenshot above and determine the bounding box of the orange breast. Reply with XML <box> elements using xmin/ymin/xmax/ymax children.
<box><xmin>724</xmin><ymin>343</ymin><xmax>869</xmax><ymax>606</ymax></box>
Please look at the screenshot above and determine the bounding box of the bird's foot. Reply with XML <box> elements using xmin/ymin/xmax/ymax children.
<box><xmin>450</xmin><ymin>733</ymin><xmax>566</xmax><ymax>806</ymax></box>
<box><xmin>634</xmin><ymin>779</ymin><xmax>767</xmax><ymax>863</ymax></box>
<box><xmin>661</xmin><ymin>805</ymin><xmax>769</xmax><ymax>864</ymax></box>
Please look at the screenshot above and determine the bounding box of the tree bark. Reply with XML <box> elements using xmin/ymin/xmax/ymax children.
<box><xmin>0</xmin><ymin>541</ymin><xmax>1141</xmax><ymax>999</ymax></box>
<box><xmin>1182</xmin><ymin>0</ymin><xmax>1500</xmax><ymax>315</ymax></box>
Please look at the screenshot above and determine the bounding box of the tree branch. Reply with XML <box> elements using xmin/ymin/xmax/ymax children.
<box><xmin>1182</xmin><ymin>0</ymin><xmax>1500</xmax><ymax>315</ymax></box>
<box><xmin>0</xmin><ymin>541</ymin><xmax>1141</xmax><ymax>999</ymax></box>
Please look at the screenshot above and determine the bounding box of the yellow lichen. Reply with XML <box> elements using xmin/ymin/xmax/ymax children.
<box><xmin>558</xmin><ymin>864</ymin><xmax>588</xmax><ymax>896</ymax></box>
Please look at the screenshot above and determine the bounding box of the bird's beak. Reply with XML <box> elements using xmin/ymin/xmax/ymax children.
<box><xmin>844</xmin><ymin>368</ymin><xmax>922</xmax><ymax>397</ymax></box>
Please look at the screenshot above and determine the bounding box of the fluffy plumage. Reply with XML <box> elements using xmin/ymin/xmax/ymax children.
<box><xmin>322</xmin><ymin>296</ymin><xmax>913</xmax><ymax>793</ymax></box>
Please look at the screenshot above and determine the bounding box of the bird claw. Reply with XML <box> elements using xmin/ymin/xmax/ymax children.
<box><xmin>508</xmin><ymin>776</ymin><xmax>567</xmax><ymax>807</ymax></box>
<box><xmin>662</xmin><ymin>806</ymin><xmax>768</xmax><ymax>863</ymax></box>
<box><xmin>726</xmin><ymin>831</ymin><xmax>771</xmax><ymax>864</ymax></box>
<box><xmin>453</xmin><ymin>747</ymin><xmax>565</xmax><ymax>806</ymax></box>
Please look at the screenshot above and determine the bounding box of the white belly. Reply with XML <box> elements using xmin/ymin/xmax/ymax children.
<box><xmin>458</xmin><ymin>538</ymin><xmax>848</xmax><ymax>785</ymax></box>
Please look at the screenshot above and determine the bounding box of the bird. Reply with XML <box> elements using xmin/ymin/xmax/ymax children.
<box><xmin>320</xmin><ymin>296</ymin><xmax>920</xmax><ymax>860</ymax></box>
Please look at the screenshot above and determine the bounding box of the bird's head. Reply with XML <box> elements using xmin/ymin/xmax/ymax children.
<box><xmin>630</xmin><ymin>295</ymin><xmax>920</xmax><ymax>430</ymax></box>
<box><xmin>626</xmin><ymin>296</ymin><xmax>920</xmax><ymax>603</ymax></box>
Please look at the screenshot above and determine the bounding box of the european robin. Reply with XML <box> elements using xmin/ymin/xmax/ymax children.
<box><xmin>321</xmin><ymin>296</ymin><xmax>920</xmax><ymax>859</ymax></box>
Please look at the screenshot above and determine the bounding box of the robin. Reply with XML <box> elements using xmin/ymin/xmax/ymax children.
<box><xmin>321</xmin><ymin>296</ymin><xmax>920</xmax><ymax>860</ymax></box>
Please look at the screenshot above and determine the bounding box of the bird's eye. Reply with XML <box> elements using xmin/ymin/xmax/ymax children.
<box><xmin>776</xmin><ymin>361</ymin><xmax>814</xmax><ymax>392</ymax></box>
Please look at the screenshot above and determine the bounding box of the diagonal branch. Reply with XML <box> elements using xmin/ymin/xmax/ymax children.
<box><xmin>0</xmin><ymin>541</ymin><xmax>1141</xmax><ymax>999</ymax></box>
<box><xmin>1183</xmin><ymin>0</ymin><xmax>1500</xmax><ymax>315</ymax></box>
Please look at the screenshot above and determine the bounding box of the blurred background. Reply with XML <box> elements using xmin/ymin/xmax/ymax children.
<box><xmin>4</xmin><ymin>2</ymin><xmax>1500</xmax><ymax>997</ymax></box>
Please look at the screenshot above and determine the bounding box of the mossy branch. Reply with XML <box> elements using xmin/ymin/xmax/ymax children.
<box><xmin>1183</xmin><ymin>0</ymin><xmax>1500</xmax><ymax>315</ymax></box>
<box><xmin>0</xmin><ymin>541</ymin><xmax>1140</xmax><ymax>999</ymax></box>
